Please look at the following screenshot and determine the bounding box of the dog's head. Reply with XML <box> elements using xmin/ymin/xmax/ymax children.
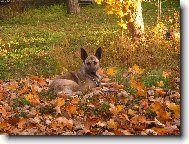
<box><xmin>81</xmin><ymin>47</ymin><xmax>102</xmax><ymax>75</ymax></box>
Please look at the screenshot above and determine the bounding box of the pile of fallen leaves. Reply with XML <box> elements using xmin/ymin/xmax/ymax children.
<box><xmin>0</xmin><ymin>66</ymin><xmax>180</xmax><ymax>135</ymax></box>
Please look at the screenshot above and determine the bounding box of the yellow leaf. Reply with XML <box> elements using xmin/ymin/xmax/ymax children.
<box><xmin>95</xmin><ymin>0</ymin><xmax>102</xmax><ymax>4</ymax></box>
<box><xmin>157</xmin><ymin>81</ymin><xmax>164</xmax><ymax>87</ymax></box>
<box><xmin>57</xmin><ymin>98</ymin><xmax>65</xmax><ymax>107</ymax></box>
<box><xmin>117</xmin><ymin>20</ymin><xmax>127</xmax><ymax>29</ymax></box>
<box><xmin>132</xmin><ymin>64</ymin><xmax>144</xmax><ymax>74</ymax></box>
<box><xmin>106</xmin><ymin>67</ymin><xmax>117</xmax><ymax>76</ymax></box>
<box><xmin>128</xmin><ymin>109</ymin><xmax>135</xmax><ymax>116</ymax></box>
<box><xmin>117</xmin><ymin>105</ymin><xmax>123</xmax><ymax>112</ymax></box>
<box><xmin>167</xmin><ymin>103</ymin><xmax>180</xmax><ymax>119</ymax></box>
<box><xmin>129</xmin><ymin>17</ymin><xmax>134</xmax><ymax>22</ymax></box>
<box><xmin>25</xmin><ymin>93</ymin><xmax>34</xmax><ymax>101</ymax></box>
<box><xmin>109</xmin><ymin>104</ymin><xmax>124</xmax><ymax>115</ymax></box>
<box><xmin>107</xmin><ymin>10</ymin><xmax>113</xmax><ymax>15</ymax></box>
<box><xmin>117</xmin><ymin>10</ymin><xmax>124</xmax><ymax>17</ymax></box>
<box><xmin>107</xmin><ymin>119</ymin><xmax>117</xmax><ymax>130</ymax></box>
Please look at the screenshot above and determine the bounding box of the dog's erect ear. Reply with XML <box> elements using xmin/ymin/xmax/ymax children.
<box><xmin>81</xmin><ymin>48</ymin><xmax>88</xmax><ymax>62</ymax></box>
<box><xmin>95</xmin><ymin>47</ymin><xmax>102</xmax><ymax>60</ymax></box>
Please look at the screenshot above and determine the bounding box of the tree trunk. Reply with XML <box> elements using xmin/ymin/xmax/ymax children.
<box><xmin>66</xmin><ymin>0</ymin><xmax>80</xmax><ymax>14</ymax></box>
<box><xmin>126</xmin><ymin>0</ymin><xmax>144</xmax><ymax>38</ymax></box>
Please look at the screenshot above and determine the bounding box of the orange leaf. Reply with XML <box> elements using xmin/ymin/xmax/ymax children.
<box><xmin>30</xmin><ymin>98</ymin><xmax>40</xmax><ymax>105</ymax></box>
<box><xmin>130</xmin><ymin>78</ymin><xmax>145</xmax><ymax>90</ymax></box>
<box><xmin>137</xmin><ymin>89</ymin><xmax>147</xmax><ymax>97</ymax></box>
<box><xmin>157</xmin><ymin>110</ymin><xmax>171</xmax><ymax>121</ymax></box>
<box><xmin>0</xmin><ymin>121</ymin><xmax>11</xmax><ymax>131</ymax></box>
<box><xmin>66</xmin><ymin>105</ymin><xmax>78</xmax><ymax>116</ymax></box>
<box><xmin>150</xmin><ymin>101</ymin><xmax>164</xmax><ymax>112</ymax></box>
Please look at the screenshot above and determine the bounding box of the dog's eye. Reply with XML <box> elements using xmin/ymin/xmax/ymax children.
<box><xmin>86</xmin><ymin>62</ymin><xmax>90</xmax><ymax>65</ymax></box>
<box><xmin>93</xmin><ymin>61</ymin><xmax>97</xmax><ymax>65</ymax></box>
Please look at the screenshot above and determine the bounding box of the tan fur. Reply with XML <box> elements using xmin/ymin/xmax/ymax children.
<box><xmin>49</xmin><ymin>47</ymin><xmax>102</xmax><ymax>96</ymax></box>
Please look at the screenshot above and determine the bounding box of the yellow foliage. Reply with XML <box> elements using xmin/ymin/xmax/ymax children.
<box><xmin>167</xmin><ymin>102</ymin><xmax>180</xmax><ymax>119</ymax></box>
<box><xmin>128</xmin><ymin>109</ymin><xmax>136</xmax><ymax>116</ymax></box>
<box><xmin>157</xmin><ymin>81</ymin><xmax>164</xmax><ymax>87</ymax></box>
<box><xmin>106</xmin><ymin>67</ymin><xmax>117</xmax><ymax>76</ymax></box>
<box><xmin>132</xmin><ymin>64</ymin><xmax>144</xmax><ymax>74</ymax></box>
<box><xmin>57</xmin><ymin>98</ymin><xmax>65</xmax><ymax>107</ymax></box>
<box><xmin>95</xmin><ymin>0</ymin><xmax>139</xmax><ymax>30</ymax></box>
<box><xmin>95</xmin><ymin>0</ymin><xmax>102</xmax><ymax>4</ymax></box>
<box><xmin>109</xmin><ymin>104</ymin><xmax>124</xmax><ymax>115</ymax></box>
<box><xmin>107</xmin><ymin>10</ymin><xmax>114</xmax><ymax>15</ymax></box>
<box><xmin>107</xmin><ymin>119</ymin><xmax>118</xmax><ymax>130</ymax></box>
<box><xmin>118</xmin><ymin>21</ymin><xmax>127</xmax><ymax>29</ymax></box>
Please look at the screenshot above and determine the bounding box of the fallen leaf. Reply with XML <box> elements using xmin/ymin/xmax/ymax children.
<box><xmin>167</xmin><ymin>102</ymin><xmax>180</xmax><ymax>119</ymax></box>
<box><xmin>107</xmin><ymin>119</ymin><xmax>118</xmax><ymax>130</ymax></box>
<box><xmin>106</xmin><ymin>67</ymin><xmax>117</xmax><ymax>76</ymax></box>
<box><xmin>157</xmin><ymin>110</ymin><xmax>171</xmax><ymax>121</ymax></box>
<box><xmin>150</xmin><ymin>101</ymin><xmax>164</xmax><ymax>112</ymax></box>
<box><xmin>127</xmin><ymin>109</ymin><xmax>136</xmax><ymax>116</ymax></box>
<box><xmin>137</xmin><ymin>89</ymin><xmax>147</xmax><ymax>97</ymax></box>
<box><xmin>157</xmin><ymin>81</ymin><xmax>164</xmax><ymax>87</ymax></box>
<box><xmin>57</xmin><ymin>97</ymin><xmax>65</xmax><ymax>107</ymax></box>
<box><xmin>130</xmin><ymin>78</ymin><xmax>145</xmax><ymax>90</ymax></box>
<box><xmin>132</xmin><ymin>64</ymin><xmax>144</xmax><ymax>74</ymax></box>
<box><xmin>66</xmin><ymin>105</ymin><xmax>78</xmax><ymax>116</ymax></box>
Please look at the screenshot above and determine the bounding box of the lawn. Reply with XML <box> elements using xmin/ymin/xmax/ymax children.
<box><xmin>0</xmin><ymin>2</ymin><xmax>180</xmax><ymax>81</ymax></box>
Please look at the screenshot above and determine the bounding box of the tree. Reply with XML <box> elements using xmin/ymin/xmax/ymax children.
<box><xmin>126</xmin><ymin>0</ymin><xmax>144</xmax><ymax>38</ymax></box>
<box><xmin>66</xmin><ymin>0</ymin><xmax>80</xmax><ymax>14</ymax></box>
<box><xmin>96</xmin><ymin>0</ymin><xmax>144</xmax><ymax>38</ymax></box>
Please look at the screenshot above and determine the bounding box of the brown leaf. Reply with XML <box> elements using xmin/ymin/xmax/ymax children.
<box><xmin>130</xmin><ymin>115</ymin><xmax>146</xmax><ymax>130</ymax></box>
<box><xmin>18</xmin><ymin>118</ymin><xmax>26</xmax><ymax>129</ymax></box>
<box><xmin>0</xmin><ymin>106</ymin><xmax>7</xmax><ymax>117</ymax></box>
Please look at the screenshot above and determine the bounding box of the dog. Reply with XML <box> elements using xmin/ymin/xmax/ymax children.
<box><xmin>49</xmin><ymin>47</ymin><xmax>102</xmax><ymax>96</ymax></box>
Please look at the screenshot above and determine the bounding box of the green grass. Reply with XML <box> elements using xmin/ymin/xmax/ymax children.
<box><xmin>13</xmin><ymin>97</ymin><xmax>31</xmax><ymax>109</ymax></box>
<box><xmin>0</xmin><ymin>2</ymin><xmax>180</xmax><ymax>83</ymax></box>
